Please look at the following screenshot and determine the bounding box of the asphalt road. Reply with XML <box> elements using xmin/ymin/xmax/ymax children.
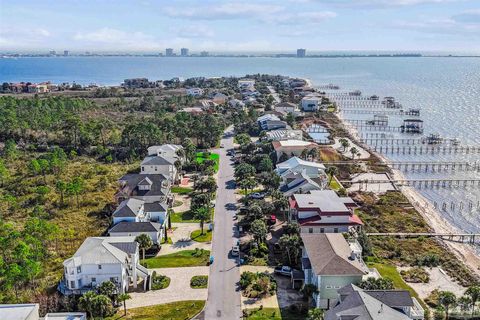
<box><xmin>204</xmin><ymin>127</ymin><xmax>242</xmax><ymax>320</ymax></box>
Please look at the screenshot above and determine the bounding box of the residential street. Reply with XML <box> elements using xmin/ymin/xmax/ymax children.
<box><xmin>204</xmin><ymin>126</ymin><xmax>242</xmax><ymax>319</ymax></box>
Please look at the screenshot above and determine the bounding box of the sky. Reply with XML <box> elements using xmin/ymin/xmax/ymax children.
<box><xmin>1</xmin><ymin>0</ymin><xmax>480</xmax><ymax>53</ymax></box>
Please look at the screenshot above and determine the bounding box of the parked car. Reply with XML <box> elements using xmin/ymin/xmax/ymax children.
<box><xmin>274</xmin><ymin>266</ymin><xmax>292</xmax><ymax>276</ymax></box>
<box><xmin>249</xmin><ymin>192</ymin><xmax>265</xmax><ymax>200</ymax></box>
<box><xmin>231</xmin><ymin>245</ymin><xmax>240</xmax><ymax>257</ymax></box>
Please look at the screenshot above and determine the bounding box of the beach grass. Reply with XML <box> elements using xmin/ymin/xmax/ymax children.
<box><xmin>106</xmin><ymin>300</ymin><xmax>205</xmax><ymax>320</ymax></box>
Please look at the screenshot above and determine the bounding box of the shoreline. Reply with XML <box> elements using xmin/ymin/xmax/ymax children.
<box><xmin>333</xmin><ymin>98</ymin><xmax>480</xmax><ymax>277</ymax></box>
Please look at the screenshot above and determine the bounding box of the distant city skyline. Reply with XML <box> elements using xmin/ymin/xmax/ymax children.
<box><xmin>1</xmin><ymin>0</ymin><xmax>480</xmax><ymax>53</ymax></box>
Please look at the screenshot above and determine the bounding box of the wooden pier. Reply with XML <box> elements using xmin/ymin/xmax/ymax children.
<box><xmin>366</xmin><ymin>233</ymin><xmax>480</xmax><ymax>245</ymax></box>
<box><xmin>340</xmin><ymin>109</ymin><xmax>421</xmax><ymax>116</ymax></box>
<box><xmin>340</xmin><ymin>178</ymin><xmax>480</xmax><ymax>189</ymax></box>
<box><xmin>373</xmin><ymin>144</ymin><xmax>480</xmax><ymax>155</ymax></box>
<box><xmin>324</xmin><ymin>160</ymin><xmax>479</xmax><ymax>173</ymax></box>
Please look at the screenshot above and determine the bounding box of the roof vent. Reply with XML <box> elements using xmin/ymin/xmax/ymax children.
<box><xmin>308</xmin><ymin>201</ymin><xmax>314</xmax><ymax>204</ymax></box>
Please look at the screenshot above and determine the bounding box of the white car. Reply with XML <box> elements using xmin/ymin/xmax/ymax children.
<box><xmin>249</xmin><ymin>192</ymin><xmax>265</xmax><ymax>200</ymax></box>
<box><xmin>231</xmin><ymin>245</ymin><xmax>240</xmax><ymax>257</ymax></box>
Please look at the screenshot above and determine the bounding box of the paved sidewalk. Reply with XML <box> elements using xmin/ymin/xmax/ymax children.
<box><xmin>127</xmin><ymin>266</ymin><xmax>209</xmax><ymax>309</ymax></box>
<box><xmin>172</xmin><ymin>194</ymin><xmax>191</xmax><ymax>213</ymax></box>
<box><xmin>160</xmin><ymin>223</ymin><xmax>211</xmax><ymax>256</ymax></box>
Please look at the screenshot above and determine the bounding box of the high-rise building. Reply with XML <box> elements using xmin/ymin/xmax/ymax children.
<box><xmin>180</xmin><ymin>48</ymin><xmax>189</xmax><ymax>56</ymax></box>
<box><xmin>165</xmin><ymin>48</ymin><xmax>174</xmax><ymax>56</ymax></box>
<box><xmin>297</xmin><ymin>48</ymin><xmax>306</xmax><ymax>58</ymax></box>
<box><xmin>49</xmin><ymin>50</ymin><xmax>56</xmax><ymax>56</ymax></box>
<box><xmin>63</xmin><ymin>50</ymin><xmax>69</xmax><ymax>56</ymax></box>
<box><xmin>200</xmin><ymin>51</ymin><xmax>209</xmax><ymax>57</ymax></box>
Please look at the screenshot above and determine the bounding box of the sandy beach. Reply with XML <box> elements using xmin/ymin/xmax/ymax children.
<box><xmin>335</xmin><ymin>104</ymin><xmax>480</xmax><ymax>276</ymax></box>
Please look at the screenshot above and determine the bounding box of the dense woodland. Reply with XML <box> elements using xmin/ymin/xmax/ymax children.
<box><xmin>0</xmin><ymin>92</ymin><xmax>227</xmax><ymax>308</ymax></box>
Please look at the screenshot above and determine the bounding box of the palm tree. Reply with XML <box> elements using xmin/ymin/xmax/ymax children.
<box><xmin>339</xmin><ymin>138</ymin><xmax>350</xmax><ymax>151</ymax></box>
<box><xmin>300</xmin><ymin>148</ymin><xmax>309</xmax><ymax>160</ymax></box>
<box><xmin>350</xmin><ymin>147</ymin><xmax>358</xmax><ymax>160</ymax></box>
<box><xmin>193</xmin><ymin>207</ymin><xmax>211</xmax><ymax>235</ymax></box>
<box><xmin>466</xmin><ymin>285</ymin><xmax>480</xmax><ymax>316</ymax></box>
<box><xmin>78</xmin><ymin>291</ymin><xmax>96</xmax><ymax>320</ymax></box>
<box><xmin>325</xmin><ymin>166</ymin><xmax>338</xmax><ymax>186</ymax></box>
<box><xmin>118</xmin><ymin>293</ymin><xmax>131</xmax><ymax>316</ymax></box>
<box><xmin>135</xmin><ymin>233</ymin><xmax>153</xmax><ymax>261</ymax></box>
<box><xmin>302</xmin><ymin>284</ymin><xmax>319</xmax><ymax>306</ymax></box>
<box><xmin>439</xmin><ymin>291</ymin><xmax>457</xmax><ymax>320</ymax></box>
<box><xmin>307</xmin><ymin>308</ymin><xmax>324</xmax><ymax>320</ymax></box>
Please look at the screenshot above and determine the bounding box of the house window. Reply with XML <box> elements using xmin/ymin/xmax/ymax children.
<box><xmin>334</xmin><ymin>228</ymin><xmax>339</xmax><ymax>233</ymax></box>
<box><xmin>320</xmin><ymin>228</ymin><xmax>325</xmax><ymax>233</ymax></box>
<box><xmin>77</xmin><ymin>266</ymin><xmax>82</xmax><ymax>273</ymax></box>
<box><xmin>98</xmin><ymin>264</ymin><xmax>102</xmax><ymax>270</ymax></box>
<box><xmin>325</xmin><ymin>285</ymin><xmax>332</xmax><ymax>289</ymax></box>
<box><xmin>308</xmin><ymin>228</ymin><xmax>313</xmax><ymax>233</ymax></box>
<box><xmin>141</xmin><ymin>166</ymin><xmax>144</xmax><ymax>172</ymax></box>
<box><xmin>91</xmin><ymin>277</ymin><xmax>96</xmax><ymax>283</ymax></box>
<box><xmin>70</xmin><ymin>281</ymin><xmax>75</xmax><ymax>289</ymax></box>
<box><xmin>155</xmin><ymin>167</ymin><xmax>157</xmax><ymax>171</ymax></box>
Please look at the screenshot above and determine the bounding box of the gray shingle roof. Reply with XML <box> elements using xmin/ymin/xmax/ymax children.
<box><xmin>113</xmin><ymin>198</ymin><xmax>144</xmax><ymax>218</ymax></box>
<box><xmin>109</xmin><ymin>221</ymin><xmax>162</xmax><ymax>233</ymax></box>
<box><xmin>119</xmin><ymin>174</ymin><xmax>170</xmax><ymax>200</ymax></box>
<box><xmin>141</xmin><ymin>156</ymin><xmax>174</xmax><ymax>166</ymax></box>
<box><xmin>144</xmin><ymin>202</ymin><xmax>168</xmax><ymax>212</ymax></box>
<box><xmin>300</xmin><ymin>233</ymin><xmax>366</xmax><ymax>276</ymax></box>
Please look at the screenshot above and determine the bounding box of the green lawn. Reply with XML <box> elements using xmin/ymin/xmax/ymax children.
<box><xmin>170</xmin><ymin>210</ymin><xmax>199</xmax><ymax>223</ymax></box>
<box><xmin>368</xmin><ymin>263</ymin><xmax>428</xmax><ymax>312</ymax></box>
<box><xmin>191</xmin><ymin>229</ymin><xmax>213</xmax><ymax>242</ymax></box>
<box><xmin>142</xmin><ymin>249</ymin><xmax>210</xmax><ymax>268</ymax></box>
<box><xmin>106</xmin><ymin>300</ymin><xmax>205</xmax><ymax>320</ymax></box>
<box><xmin>171</xmin><ymin>186</ymin><xmax>194</xmax><ymax>194</ymax></box>
<box><xmin>245</xmin><ymin>308</ymin><xmax>306</xmax><ymax>320</ymax></box>
<box><xmin>196</xmin><ymin>152</ymin><xmax>220</xmax><ymax>171</ymax></box>
<box><xmin>328</xmin><ymin>175</ymin><xmax>342</xmax><ymax>191</ymax></box>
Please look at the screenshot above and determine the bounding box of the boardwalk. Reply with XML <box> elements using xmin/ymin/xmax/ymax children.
<box><xmin>340</xmin><ymin>178</ymin><xmax>480</xmax><ymax>189</ymax></box>
<box><xmin>367</xmin><ymin>233</ymin><xmax>480</xmax><ymax>245</ymax></box>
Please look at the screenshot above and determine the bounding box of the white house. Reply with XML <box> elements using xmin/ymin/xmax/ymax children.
<box><xmin>301</xmin><ymin>233</ymin><xmax>368</xmax><ymax>309</ymax></box>
<box><xmin>238</xmin><ymin>79</ymin><xmax>255</xmax><ymax>91</ymax></box>
<box><xmin>60</xmin><ymin>237</ymin><xmax>150</xmax><ymax>295</ymax></box>
<box><xmin>186</xmin><ymin>88</ymin><xmax>204</xmax><ymax>97</ymax></box>
<box><xmin>279</xmin><ymin>170</ymin><xmax>323</xmax><ymax>197</ymax></box>
<box><xmin>302</xmin><ymin>95</ymin><xmax>323</xmax><ymax>112</ymax></box>
<box><xmin>257</xmin><ymin>114</ymin><xmax>288</xmax><ymax>131</ymax></box>
<box><xmin>229</xmin><ymin>99</ymin><xmax>246</xmax><ymax>109</ymax></box>
<box><xmin>112</xmin><ymin>198</ymin><xmax>147</xmax><ymax>224</ymax></box>
<box><xmin>272</xmin><ymin>140</ymin><xmax>318</xmax><ymax>160</ymax></box>
<box><xmin>142</xmin><ymin>144</ymin><xmax>184</xmax><ymax>183</ymax></box>
<box><xmin>109</xmin><ymin>221</ymin><xmax>164</xmax><ymax>244</ymax></box>
<box><xmin>276</xmin><ymin>156</ymin><xmax>327</xmax><ymax>179</ymax></box>
<box><xmin>0</xmin><ymin>304</ymin><xmax>86</xmax><ymax>320</ymax></box>
<box><xmin>212</xmin><ymin>92</ymin><xmax>228</xmax><ymax>104</ymax></box>
<box><xmin>274</xmin><ymin>102</ymin><xmax>300</xmax><ymax>115</ymax></box>
<box><xmin>264</xmin><ymin>129</ymin><xmax>303</xmax><ymax>141</ymax></box>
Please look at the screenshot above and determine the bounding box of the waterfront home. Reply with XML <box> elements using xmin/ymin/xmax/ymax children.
<box><xmin>325</xmin><ymin>284</ymin><xmax>425</xmax><ymax>320</ymax></box>
<box><xmin>60</xmin><ymin>237</ymin><xmax>151</xmax><ymax>295</ymax></box>
<box><xmin>186</xmin><ymin>87</ymin><xmax>204</xmax><ymax>97</ymax></box>
<box><xmin>237</xmin><ymin>79</ymin><xmax>255</xmax><ymax>91</ymax></box>
<box><xmin>27</xmin><ymin>82</ymin><xmax>50</xmax><ymax>94</ymax></box>
<box><xmin>117</xmin><ymin>173</ymin><xmax>171</xmax><ymax>204</ymax></box>
<box><xmin>289</xmin><ymin>78</ymin><xmax>308</xmax><ymax>88</ymax></box>
<box><xmin>143</xmin><ymin>144</ymin><xmax>184</xmax><ymax>182</ymax></box>
<box><xmin>276</xmin><ymin>156</ymin><xmax>326</xmax><ymax>179</ymax></box>
<box><xmin>257</xmin><ymin>114</ymin><xmax>287</xmax><ymax>131</ymax></box>
<box><xmin>274</xmin><ymin>102</ymin><xmax>300</xmax><ymax>115</ymax></box>
<box><xmin>211</xmin><ymin>92</ymin><xmax>228</xmax><ymax>104</ymax></box>
<box><xmin>301</xmin><ymin>233</ymin><xmax>368</xmax><ymax>309</ymax></box>
<box><xmin>109</xmin><ymin>221</ymin><xmax>164</xmax><ymax>245</ymax></box>
<box><xmin>289</xmin><ymin>190</ymin><xmax>363</xmax><ymax>233</ymax></box>
<box><xmin>301</xmin><ymin>95</ymin><xmax>323</xmax><ymax>112</ymax></box>
<box><xmin>272</xmin><ymin>140</ymin><xmax>318</xmax><ymax>160</ymax></box>
<box><xmin>280</xmin><ymin>170</ymin><xmax>324</xmax><ymax>197</ymax></box>
<box><xmin>0</xmin><ymin>304</ymin><xmax>86</xmax><ymax>320</ymax></box>
<box><xmin>264</xmin><ymin>129</ymin><xmax>304</xmax><ymax>141</ymax></box>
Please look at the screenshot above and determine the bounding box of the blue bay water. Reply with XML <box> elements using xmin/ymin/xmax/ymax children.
<box><xmin>1</xmin><ymin>56</ymin><xmax>480</xmax><ymax>233</ymax></box>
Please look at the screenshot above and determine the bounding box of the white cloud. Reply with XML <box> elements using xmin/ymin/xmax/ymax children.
<box><xmin>164</xmin><ymin>3</ymin><xmax>284</xmax><ymax>20</ymax></box>
<box><xmin>175</xmin><ymin>25</ymin><xmax>215</xmax><ymax>38</ymax></box>
<box><xmin>317</xmin><ymin>0</ymin><xmax>458</xmax><ymax>8</ymax></box>
<box><xmin>73</xmin><ymin>28</ymin><xmax>161</xmax><ymax>50</ymax></box>
<box><xmin>0</xmin><ymin>27</ymin><xmax>51</xmax><ymax>49</ymax></box>
<box><xmin>452</xmin><ymin>10</ymin><xmax>480</xmax><ymax>24</ymax></box>
<box><xmin>267</xmin><ymin>11</ymin><xmax>337</xmax><ymax>24</ymax></box>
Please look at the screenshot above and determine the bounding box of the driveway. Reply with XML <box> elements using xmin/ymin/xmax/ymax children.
<box><xmin>127</xmin><ymin>266</ymin><xmax>209</xmax><ymax>309</ymax></box>
<box><xmin>204</xmin><ymin>126</ymin><xmax>242</xmax><ymax>319</ymax></box>
<box><xmin>159</xmin><ymin>223</ymin><xmax>211</xmax><ymax>256</ymax></box>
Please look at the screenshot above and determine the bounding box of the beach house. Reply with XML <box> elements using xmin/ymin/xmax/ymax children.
<box><xmin>289</xmin><ymin>190</ymin><xmax>363</xmax><ymax>233</ymax></box>
<box><xmin>257</xmin><ymin>114</ymin><xmax>288</xmax><ymax>131</ymax></box>
<box><xmin>300</xmin><ymin>233</ymin><xmax>368</xmax><ymax>309</ymax></box>
<box><xmin>60</xmin><ymin>237</ymin><xmax>150</xmax><ymax>295</ymax></box>
<box><xmin>0</xmin><ymin>304</ymin><xmax>86</xmax><ymax>320</ymax></box>
<box><xmin>272</xmin><ymin>140</ymin><xmax>318</xmax><ymax>160</ymax></box>
<box><xmin>264</xmin><ymin>129</ymin><xmax>303</xmax><ymax>141</ymax></box>
<box><xmin>186</xmin><ymin>87</ymin><xmax>204</xmax><ymax>97</ymax></box>
<box><xmin>274</xmin><ymin>102</ymin><xmax>300</xmax><ymax>115</ymax></box>
<box><xmin>109</xmin><ymin>221</ymin><xmax>164</xmax><ymax>245</ymax></box>
<box><xmin>116</xmin><ymin>173</ymin><xmax>171</xmax><ymax>204</ymax></box>
<box><xmin>238</xmin><ymin>79</ymin><xmax>256</xmax><ymax>91</ymax></box>
<box><xmin>301</xmin><ymin>95</ymin><xmax>323</xmax><ymax>112</ymax></box>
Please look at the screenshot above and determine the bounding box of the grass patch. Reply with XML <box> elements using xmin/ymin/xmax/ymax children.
<box><xmin>196</xmin><ymin>152</ymin><xmax>220</xmax><ymax>171</ymax></box>
<box><xmin>171</xmin><ymin>186</ymin><xmax>193</xmax><ymax>194</ymax></box>
<box><xmin>142</xmin><ymin>249</ymin><xmax>210</xmax><ymax>268</ymax></box>
<box><xmin>107</xmin><ymin>300</ymin><xmax>205</xmax><ymax>320</ymax></box>
<box><xmin>191</xmin><ymin>229</ymin><xmax>212</xmax><ymax>242</ymax></box>
<box><xmin>160</xmin><ymin>236</ymin><xmax>173</xmax><ymax>244</ymax></box>
<box><xmin>170</xmin><ymin>210</ymin><xmax>199</xmax><ymax>223</ymax></box>
<box><xmin>239</xmin><ymin>188</ymin><xmax>262</xmax><ymax>196</ymax></box>
<box><xmin>244</xmin><ymin>307</ymin><xmax>306</xmax><ymax>320</ymax></box>
<box><xmin>173</xmin><ymin>200</ymin><xmax>183</xmax><ymax>207</ymax></box>
<box><xmin>328</xmin><ymin>175</ymin><xmax>341</xmax><ymax>191</ymax></box>
<box><xmin>190</xmin><ymin>275</ymin><xmax>208</xmax><ymax>289</ymax></box>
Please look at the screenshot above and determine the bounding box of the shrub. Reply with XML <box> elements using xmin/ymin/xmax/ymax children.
<box><xmin>400</xmin><ymin>267</ymin><xmax>430</xmax><ymax>283</ymax></box>
<box><xmin>240</xmin><ymin>271</ymin><xmax>276</xmax><ymax>298</ymax></box>
<box><xmin>190</xmin><ymin>275</ymin><xmax>208</xmax><ymax>288</ymax></box>
<box><xmin>151</xmin><ymin>272</ymin><xmax>171</xmax><ymax>290</ymax></box>
<box><xmin>415</xmin><ymin>254</ymin><xmax>440</xmax><ymax>267</ymax></box>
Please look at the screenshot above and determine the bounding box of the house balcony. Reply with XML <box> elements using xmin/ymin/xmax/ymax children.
<box><xmin>408</xmin><ymin>298</ymin><xmax>425</xmax><ymax>320</ymax></box>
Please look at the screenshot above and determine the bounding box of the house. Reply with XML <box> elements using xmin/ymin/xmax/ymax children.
<box><xmin>325</xmin><ymin>284</ymin><xmax>425</xmax><ymax>320</ymax></box>
<box><xmin>143</xmin><ymin>144</ymin><xmax>184</xmax><ymax>183</ymax></box>
<box><xmin>289</xmin><ymin>190</ymin><xmax>363</xmax><ymax>233</ymax></box>
<box><xmin>212</xmin><ymin>92</ymin><xmax>228</xmax><ymax>104</ymax></box>
<box><xmin>257</xmin><ymin>114</ymin><xmax>288</xmax><ymax>131</ymax></box>
<box><xmin>194</xmin><ymin>99</ymin><xmax>217</xmax><ymax>109</ymax></box>
<box><xmin>27</xmin><ymin>82</ymin><xmax>50</xmax><ymax>93</ymax></box>
<box><xmin>60</xmin><ymin>237</ymin><xmax>151</xmax><ymax>295</ymax></box>
<box><xmin>112</xmin><ymin>198</ymin><xmax>147</xmax><ymax>224</ymax></box>
<box><xmin>229</xmin><ymin>99</ymin><xmax>246</xmax><ymax>109</ymax></box>
<box><xmin>272</xmin><ymin>140</ymin><xmax>318</xmax><ymax>160</ymax></box>
<box><xmin>274</xmin><ymin>102</ymin><xmax>299</xmax><ymax>115</ymax></box>
<box><xmin>147</xmin><ymin>144</ymin><xmax>184</xmax><ymax>159</ymax></box>
<box><xmin>276</xmin><ymin>156</ymin><xmax>326</xmax><ymax>179</ymax></box>
<box><xmin>109</xmin><ymin>221</ymin><xmax>164</xmax><ymax>244</ymax></box>
<box><xmin>186</xmin><ymin>88</ymin><xmax>204</xmax><ymax>97</ymax></box>
<box><xmin>0</xmin><ymin>304</ymin><xmax>86</xmax><ymax>320</ymax></box>
<box><xmin>238</xmin><ymin>79</ymin><xmax>255</xmax><ymax>90</ymax></box>
<box><xmin>279</xmin><ymin>170</ymin><xmax>324</xmax><ymax>197</ymax></box>
<box><xmin>179</xmin><ymin>107</ymin><xmax>204</xmax><ymax>114</ymax></box>
<box><xmin>117</xmin><ymin>174</ymin><xmax>171</xmax><ymax>204</ymax></box>
<box><xmin>301</xmin><ymin>233</ymin><xmax>368</xmax><ymax>309</ymax></box>
<box><xmin>123</xmin><ymin>78</ymin><xmax>150</xmax><ymax>88</ymax></box>
<box><xmin>302</xmin><ymin>95</ymin><xmax>323</xmax><ymax>112</ymax></box>
<box><xmin>264</xmin><ymin>129</ymin><xmax>303</xmax><ymax>141</ymax></box>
